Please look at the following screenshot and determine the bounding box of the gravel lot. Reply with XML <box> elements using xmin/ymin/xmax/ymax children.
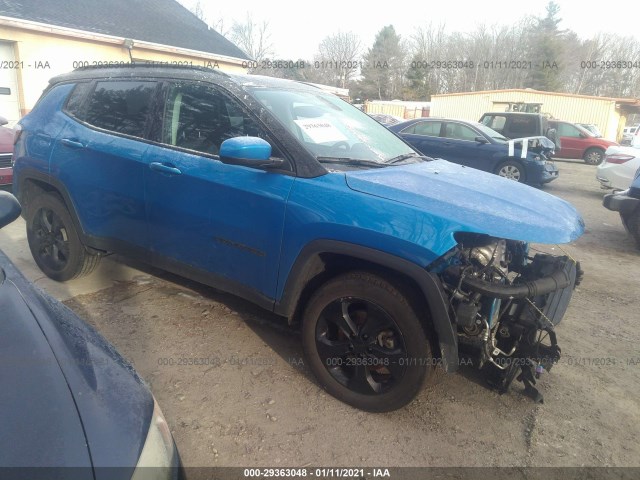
<box><xmin>1</xmin><ymin>160</ymin><xmax>639</xmax><ymax>468</ymax></box>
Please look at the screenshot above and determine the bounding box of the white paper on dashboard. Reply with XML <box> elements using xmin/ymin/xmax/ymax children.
<box><xmin>294</xmin><ymin>118</ymin><xmax>348</xmax><ymax>143</ymax></box>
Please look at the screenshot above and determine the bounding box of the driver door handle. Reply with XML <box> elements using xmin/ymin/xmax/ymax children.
<box><xmin>149</xmin><ymin>162</ymin><xmax>182</xmax><ymax>175</ymax></box>
<box><xmin>60</xmin><ymin>138</ymin><xmax>85</xmax><ymax>149</ymax></box>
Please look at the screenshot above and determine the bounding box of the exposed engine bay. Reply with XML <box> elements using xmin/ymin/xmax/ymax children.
<box><xmin>433</xmin><ymin>233</ymin><xmax>583</xmax><ymax>402</ymax></box>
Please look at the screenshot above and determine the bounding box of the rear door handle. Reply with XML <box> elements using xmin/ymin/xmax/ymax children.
<box><xmin>60</xmin><ymin>138</ymin><xmax>85</xmax><ymax>149</ymax></box>
<box><xmin>149</xmin><ymin>162</ymin><xmax>182</xmax><ymax>175</ymax></box>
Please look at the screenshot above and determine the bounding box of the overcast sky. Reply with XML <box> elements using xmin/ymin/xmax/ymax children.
<box><xmin>178</xmin><ymin>0</ymin><xmax>639</xmax><ymax>59</ymax></box>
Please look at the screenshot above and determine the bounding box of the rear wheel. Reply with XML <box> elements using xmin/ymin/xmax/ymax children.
<box><xmin>302</xmin><ymin>271</ymin><xmax>434</xmax><ymax>412</ymax></box>
<box><xmin>496</xmin><ymin>161</ymin><xmax>526</xmax><ymax>183</ymax></box>
<box><xmin>583</xmin><ymin>148</ymin><xmax>604</xmax><ymax>165</ymax></box>
<box><xmin>26</xmin><ymin>192</ymin><xmax>101</xmax><ymax>281</ymax></box>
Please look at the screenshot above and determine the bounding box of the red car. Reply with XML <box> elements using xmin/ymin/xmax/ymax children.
<box><xmin>548</xmin><ymin>120</ymin><xmax>618</xmax><ymax>165</ymax></box>
<box><xmin>0</xmin><ymin>116</ymin><xmax>13</xmax><ymax>187</ymax></box>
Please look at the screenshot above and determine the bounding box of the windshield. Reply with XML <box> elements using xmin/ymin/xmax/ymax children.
<box><xmin>575</xmin><ymin>124</ymin><xmax>596</xmax><ymax>137</ymax></box>
<box><xmin>249</xmin><ymin>88</ymin><xmax>417</xmax><ymax>165</ymax></box>
<box><xmin>472</xmin><ymin>122</ymin><xmax>508</xmax><ymax>142</ymax></box>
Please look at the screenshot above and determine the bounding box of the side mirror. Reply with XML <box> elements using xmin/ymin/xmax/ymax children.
<box><xmin>0</xmin><ymin>116</ymin><xmax>7</xmax><ymax>127</ymax></box>
<box><xmin>219</xmin><ymin>137</ymin><xmax>284</xmax><ymax>168</ymax></box>
<box><xmin>579</xmin><ymin>132</ymin><xmax>587</xmax><ymax>138</ymax></box>
<box><xmin>474</xmin><ymin>136</ymin><xmax>488</xmax><ymax>144</ymax></box>
<box><xmin>0</xmin><ymin>191</ymin><xmax>21</xmax><ymax>230</ymax></box>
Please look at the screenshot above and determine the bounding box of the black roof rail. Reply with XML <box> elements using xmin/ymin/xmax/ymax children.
<box><xmin>73</xmin><ymin>62</ymin><xmax>229</xmax><ymax>77</ymax></box>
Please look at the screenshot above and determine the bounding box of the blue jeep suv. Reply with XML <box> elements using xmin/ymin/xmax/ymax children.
<box><xmin>13</xmin><ymin>65</ymin><xmax>584</xmax><ymax>411</ymax></box>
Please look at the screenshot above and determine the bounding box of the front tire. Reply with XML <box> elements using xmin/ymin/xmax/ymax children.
<box><xmin>26</xmin><ymin>192</ymin><xmax>101</xmax><ymax>281</ymax></box>
<box><xmin>302</xmin><ymin>271</ymin><xmax>434</xmax><ymax>412</ymax></box>
<box><xmin>496</xmin><ymin>161</ymin><xmax>526</xmax><ymax>183</ymax></box>
<box><xmin>583</xmin><ymin>148</ymin><xmax>604</xmax><ymax>165</ymax></box>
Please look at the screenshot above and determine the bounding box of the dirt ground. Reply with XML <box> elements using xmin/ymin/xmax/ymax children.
<box><xmin>4</xmin><ymin>160</ymin><xmax>640</xmax><ymax>468</ymax></box>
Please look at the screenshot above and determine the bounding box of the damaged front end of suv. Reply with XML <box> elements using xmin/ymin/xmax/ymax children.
<box><xmin>432</xmin><ymin>233</ymin><xmax>582</xmax><ymax>403</ymax></box>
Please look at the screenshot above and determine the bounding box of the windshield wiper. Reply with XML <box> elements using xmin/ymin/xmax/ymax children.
<box><xmin>386</xmin><ymin>153</ymin><xmax>423</xmax><ymax>165</ymax></box>
<box><xmin>316</xmin><ymin>157</ymin><xmax>387</xmax><ymax>168</ymax></box>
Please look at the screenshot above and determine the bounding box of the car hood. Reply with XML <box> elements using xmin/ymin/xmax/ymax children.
<box><xmin>345</xmin><ymin>160</ymin><xmax>584</xmax><ymax>245</ymax></box>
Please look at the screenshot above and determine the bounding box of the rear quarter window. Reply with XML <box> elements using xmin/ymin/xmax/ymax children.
<box><xmin>63</xmin><ymin>82</ymin><xmax>92</xmax><ymax>118</ymax></box>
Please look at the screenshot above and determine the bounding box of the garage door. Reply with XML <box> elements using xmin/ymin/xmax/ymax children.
<box><xmin>0</xmin><ymin>41</ymin><xmax>21</xmax><ymax>124</ymax></box>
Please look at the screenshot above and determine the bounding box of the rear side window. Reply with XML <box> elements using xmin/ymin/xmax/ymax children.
<box><xmin>509</xmin><ymin>116</ymin><xmax>537</xmax><ymax>135</ymax></box>
<box><xmin>402</xmin><ymin>121</ymin><xmax>441</xmax><ymax>136</ymax></box>
<box><xmin>84</xmin><ymin>81</ymin><xmax>157</xmax><ymax>138</ymax></box>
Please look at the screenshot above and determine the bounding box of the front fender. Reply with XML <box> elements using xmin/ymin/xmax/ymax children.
<box><xmin>275</xmin><ymin>239</ymin><xmax>459</xmax><ymax>373</ymax></box>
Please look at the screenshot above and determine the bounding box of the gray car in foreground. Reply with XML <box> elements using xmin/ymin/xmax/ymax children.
<box><xmin>0</xmin><ymin>191</ymin><xmax>181</xmax><ymax>479</ymax></box>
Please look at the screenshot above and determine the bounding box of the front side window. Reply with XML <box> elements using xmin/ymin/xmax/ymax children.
<box><xmin>557</xmin><ymin>123</ymin><xmax>582</xmax><ymax>138</ymax></box>
<box><xmin>161</xmin><ymin>82</ymin><xmax>280</xmax><ymax>158</ymax></box>
<box><xmin>84</xmin><ymin>81</ymin><xmax>157</xmax><ymax>137</ymax></box>
<box><xmin>443</xmin><ymin>123</ymin><xmax>477</xmax><ymax>141</ymax></box>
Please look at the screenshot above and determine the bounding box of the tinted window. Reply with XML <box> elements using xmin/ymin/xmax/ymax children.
<box><xmin>509</xmin><ymin>116</ymin><xmax>537</xmax><ymax>135</ymax></box>
<box><xmin>84</xmin><ymin>81</ymin><xmax>156</xmax><ymax>137</ymax></box>
<box><xmin>64</xmin><ymin>82</ymin><xmax>92</xmax><ymax>118</ymax></box>
<box><xmin>444</xmin><ymin>123</ymin><xmax>477</xmax><ymax>141</ymax></box>
<box><xmin>557</xmin><ymin>122</ymin><xmax>582</xmax><ymax>138</ymax></box>
<box><xmin>406</xmin><ymin>121</ymin><xmax>442</xmax><ymax>136</ymax></box>
<box><xmin>162</xmin><ymin>82</ymin><xmax>281</xmax><ymax>157</ymax></box>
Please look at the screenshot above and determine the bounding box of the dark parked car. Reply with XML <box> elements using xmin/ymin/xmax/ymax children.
<box><xmin>388</xmin><ymin>118</ymin><xmax>558</xmax><ymax>185</ymax></box>
<box><xmin>603</xmin><ymin>167</ymin><xmax>640</xmax><ymax>248</ymax></box>
<box><xmin>0</xmin><ymin>191</ymin><xmax>180</xmax><ymax>476</ymax></box>
<box><xmin>13</xmin><ymin>65</ymin><xmax>584</xmax><ymax>411</ymax></box>
<box><xmin>548</xmin><ymin>120</ymin><xmax>617</xmax><ymax>165</ymax></box>
<box><xmin>479</xmin><ymin>112</ymin><xmax>559</xmax><ymax>146</ymax></box>
<box><xmin>0</xmin><ymin>115</ymin><xmax>13</xmax><ymax>188</ymax></box>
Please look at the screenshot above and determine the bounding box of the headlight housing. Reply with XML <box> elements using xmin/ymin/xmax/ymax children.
<box><xmin>130</xmin><ymin>398</ymin><xmax>179</xmax><ymax>480</ymax></box>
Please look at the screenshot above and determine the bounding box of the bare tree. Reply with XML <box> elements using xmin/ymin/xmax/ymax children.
<box><xmin>191</xmin><ymin>0</ymin><xmax>206</xmax><ymax>22</ymax></box>
<box><xmin>315</xmin><ymin>32</ymin><xmax>362</xmax><ymax>88</ymax></box>
<box><xmin>209</xmin><ymin>18</ymin><xmax>231</xmax><ymax>38</ymax></box>
<box><xmin>230</xmin><ymin>13</ymin><xmax>274</xmax><ymax>62</ymax></box>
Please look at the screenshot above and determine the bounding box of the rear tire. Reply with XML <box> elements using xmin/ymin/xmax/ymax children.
<box><xmin>26</xmin><ymin>192</ymin><xmax>101</xmax><ymax>281</ymax></box>
<box><xmin>302</xmin><ymin>271</ymin><xmax>434</xmax><ymax>412</ymax></box>
<box><xmin>583</xmin><ymin>148</ymin><xmax>604</xmax><ymax>165</ymax></box>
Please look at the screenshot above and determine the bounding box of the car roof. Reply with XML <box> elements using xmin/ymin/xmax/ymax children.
<box><xmin>482</xmin><ymin>112</ymin><xmax>544</xmax><ymax>116</ymax></box>
<box><xmin>49</xmin><ymin>64</ymin><xmax>323</xmax><ymax>94</ymax></box>
<box><xmin>394</xmin><ymin>117</ymin><xmax>481</xmax><ymax>127</ymax></box>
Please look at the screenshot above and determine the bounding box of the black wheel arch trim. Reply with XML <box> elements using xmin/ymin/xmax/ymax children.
<box><xmin>16</xmin><ymin>168</ymin><xmax>87</xmax><ymax>237</ymax></box>
<box><xmin>275</xmin><ymin>239</ymin><xmax>458</xmax><ymax>373</ymax></box>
